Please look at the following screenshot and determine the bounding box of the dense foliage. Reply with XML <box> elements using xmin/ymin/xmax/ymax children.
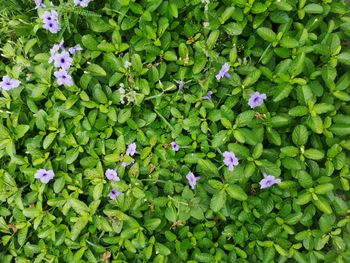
<box><xmin>1</xmin><ymin>0</ymin><xmax>350</xmax><ymax>262</ymax></box>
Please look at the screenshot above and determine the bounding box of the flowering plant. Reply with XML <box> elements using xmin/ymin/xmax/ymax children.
<box><xmin>0</xmin><ymin>0</ymin><xmax>349</xmax><ymax>262</ymax></box>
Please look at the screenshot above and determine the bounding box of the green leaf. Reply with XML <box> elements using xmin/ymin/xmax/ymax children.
<box><xmin>304</xmin><ymin>149</ymin><xmax>325</xmax><ymax>160</ymax></box>
<box><xmin>118</xmin><ymin>108</ymin><xmax>132</xmax><ymax>124</ymax></box>
<box><xmin>257</xmin><ymin>27</ymin><xmax>276</xmax><ymax>42</ymax></box>
<box><xmin>23</xmin><ymin>208</ymin><xmax>40</xmax><ymax>218</ymax></box>
<box><xmin>329</xmin><ymin>124</ymin><xmax>350</xmax><ymax>136</ymax></box>
<box><xmin>295</xmin><ymin>192</ymin><xmax>312</xmax><ymax>205</ymax></box>
<box><xmin>92</xmin><ymin>85</ymin><xmax>108</xmax><ymax>104</ymax></box>
<box><xmin>70</xmin><ymin>198</ymin><xmax>89</xmax><ymax>216</ymax></box>
<box><xmin>71</xmin><ymin>217</ymin><xmax>88</xmax><ymax>241</ymax></box>
<box><xmin>66</xmin><ymin>148</ymin><xmax>80</xmax><ymax>164</ymax></box>
<box><xmin>15</xmin><ymin>125</ymin><xmax>30</xmax><ymax>139</ymax></box>
<box><xmin>226</xmin><ymin>185</ymin><xmax>247</xmax><ymax>201</ymax></box>
<box><xmin>131</xmin><ymin>54</ymin><xmax>143</xmax><ymax>73</ymax></box>
<box><xmin>155</xmin><ymin>243</ymin><xmax>171</xmax><ymax>256</ymax></box>
<box><xmin>313</xmin><ymin>196</ymin><xmax>332</xmax><ymax>214</ymax></box>
<box><xmin>86</xmin><ymin>64</ymin><xmax>107</xmax><ymax>77</ymax></box>
<box><xmin>314</xmin><ymin>183</ymin><xmax>334</xmax><ymax>195</ymax></box>
<box><xmin>273</xmin><ymin>84</ymin><xmax>293</xmax><ymax>102</ymax></box>
<box><xmin>304</xmin><ymin>3</ymin><xmax>323</xmax><ymax>14</ymax></box>
<box><xmin>219</xmin><ymin>6</ymin><xmax>235</xmax><ymax>24</ymax></box>
<box><xmin>235</xmin><ymin>110</ymin><xmax>255</xmax><ymax>127</ymax></box>
<box><xmin>210</xmin><ymin>190</ymin><xmax>226</xmax><ymax>212</ymax></box>
<box><xmin>211</xmin><ymin>130</ymin><xmax>229</xmax><ymax>148</ymax></box>
<box><xmin>307</xmin><ymin>115</ymin><xmax>323</xmax><ymax>134</ymax></box>
<box><xmin>197</xmin><ymin>159</ymin><xmax>219</xmax><ymax>177</ymax></box>
<box><xmin>144</xmin><ymin>218</ymin><xmax>161</xmax><ymax>231</ymax></box>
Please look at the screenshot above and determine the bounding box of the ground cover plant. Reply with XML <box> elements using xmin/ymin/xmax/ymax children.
<box><xmin>0</xmin><ymin>0</ymin><xmax>350</xmax><ymax>262</ymax></box>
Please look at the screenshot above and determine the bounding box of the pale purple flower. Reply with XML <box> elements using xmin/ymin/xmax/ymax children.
<box><xmin>74</xmin><ymin>0</ymin><xmax>90</xmax><ymax>7</ymax></box>
<box><xmin>42</xmin><ymin>10</ymin><xmax>60</xmax><ymax>34</ymax></box>
<box><xmin>126</xmin><ymin>143</ymin><xmax>137</xmax><ymax>156</ymax></box>
<box><xmin>259</xmin><ymin>173</ymin><xmax>281</xmax><ymax>189</ymax></box>
<box><xmin>34</xmin><ymin>0</ymin><xmax>45</xmax><ymax>9</ymax></box>
<box><xmin>54</xmin><ymin>69</ymin><xmax>73</xmax><ymax>86</ymax></box>
<box><xmin>68</xmin><ymin>44</ymin><xmax>83</xmax><ymax>55</ymax></box>
<box><xmin>201</xmin><ymin>91</ymin><xmax>213</xmax><ymax>101</ymax></box>
<box><xmin>176</xmin><ymin>80</ymin><xmax>186</xmax><ymax>91</ymax></box>
<box><xmin>223</xmin><ymin>151</ymin><xmax>239</xmax><ymax>171</ymax></box>
<box><xmin>105</xmin><ymin>169</ymin><xmax>120</xmax><ymax>181</ymax></box>
<box><xmin>53</xmin><ymin>51</ymin><xmax>72</xmax><ymax>70</ymax></box>
<box><xmin>109</xmin><ymin>189</ymin><xmax>122</xmax><ymax>199</ymax></box>
<box><xmin>34</xmin><ymin>169</ymin><xmax>55</xmax><ymax>184</ymax></box>
<box><xmin>0</xmin><ymin>76</ymin><xmax>21</xmax><ymax>91</ymax></box>
<box><xmin>48</xmin><ymin>40</ymin><xmax>65</xmax><ymax>63</ymax></box>
<box><xmin>186</xmin><ymin>172</ymin><xmax>200</xmax><ymax>190</ymax></box>
<box><xmin>122</xmin><ymin>159</ymin><xmax>135</xmax><ymax>167</ymax></box>
<box><xmin>248</xmin><ymin>92</ymin><xmax>267</xmax><ymax>108</ymax></box>
<box><xmin>216</xmin><ymin>63</ymin><xmax>231</xmax><ymax>81</ymax></box>
<box><xmin>171</xmin><ymin>142</ymin><xmax>180</xmax><ymax>152</ymax></box>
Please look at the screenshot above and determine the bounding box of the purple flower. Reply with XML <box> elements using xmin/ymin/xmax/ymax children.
<box><xmin>122</xmin><ymin>159</ymin><xmax>135</xmax><ymax>167</ymax></box>
<box><xmin>0</xmin><ymin>76</ymin><xmax>21</xmax><ymax>91</ymax></box>
<box><xmin>105</xmin><ymin>169</ymin><xmax>120</xmax><ymax>181</ymax></box>
<box><xmin>223</xmin><ymin>151</ymin><xmax>239</xmax><ymax>171</ymax></box>
<box><xmin>248</xmin><ymin>92</ymin><xmax>267</xmax><ymax>109</ymax></box>
<box><xmin>176</xmin><ymin>80</ymin><xmax>186</xmax><ymax>91</ymax></box>
<box><xmin>54</xmin><ymin>69</ymin><xmax>74</xmax><ymax>86</ymax></box>
<box><xmin>201</xmin><ymin>91</ymin><xmax>213</xmax><ymax>101</ymax></box>
<box><xmin>259</xmin><ymin>173</ymin><xmax>281</xmax><ymax>189</ymax></box>
<box><xmin>74</xmin><ymin>0</ymin><xmax>90</xmax><ymax>7</ymax></box>
<box><xmin>186</xmin><ymin>172</ymin><xmax>200</xmax><ymax>190</ymax></box>
<box><xmin>171</xmin><ymin>142</ymin><xmax>180</xmax><ymax>152</ymax></box>
<box><xmin>34</xmin><ymin>0</ymin><xmax>45</xmax><ymax>9</ymax></box>
<box><xmin>34</xmin><ymin>169</ymin><xmax>55</xmax><ymax>184</ymax></box>
<box><xmin>53</xmin><ymin>51</ymin><xmax>72</xmax><ymax>70</ymax></box>
<box><xmin>49</xmin><ymin>40</ymin><xmax>65</xmax><ymax>63</ymax></box>
<box><xmin>68</xmin><ymin>44</ymin><xmax>83</xmax><ymax>55</ymax></box>
<box><xmin>109</xmin><ymin>189</ymin><xmax>122</xmax><ymax>199</ymax></box>
<box><xmin>42</xmin><ymin>10</ymin><xmax>60</xmax><ymax>34</ymax></box>
<box><xmin>216</xmin><ymin>63</ymin><xmax>231</xmax><ymax>81</ymax></box>
<box><xmin>126</xmin><ymin>143</ymin><xmax>137</xmax><ymax>156</ymax></box>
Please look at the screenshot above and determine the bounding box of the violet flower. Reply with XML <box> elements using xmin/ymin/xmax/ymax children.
<box><xmin>122</xmin><ymin>159</ymin><xmax>135</xmax><ymax>167</ymax></box>
<box><xmin>201</xmin><ymin>91</ymin><xmax>213</xmax><ymax>101</ymax></box>
<box><xmin>34</xmin><ymin>169</ymin><xmax>55</xmax><ymax>184</ymax></box>
<box><xmin>186</xmin><ymin>172</ymin><xmax>200</xmax><ymax>190</ymax></box>
<box><xmin>34</xmin><ymin>0</ymin><xmax>45</xmax><ymax>9</ymax></box>
<box><xmin>42</xmin><ymin>10</ymin><xmax>60</xmax><ymax>34</ymax></box>
<box><xmin>74</xmin><ymin>0</ymin><xmax>90</xmax><ymax>7</ymax></box>
<box><xmin>248</xmin><ymin>92</ymin><xmax>267</xmax><ymax>109</ymax></box>
<box><xmin>176</xmin><ymin>80</ymin><xmax>186</xmax><ymax>91</ymax></box>
<box><xmin>216</xmin><ymin>63</ymin><xmax>231</xmax><ymax>81</ymax></box>
<box><xmin>54</xmin><ymin>69</ymin><xmax>73</xmax><ymax>86</ymax></box>
<box><xmin>53</xmin><ymin>51</ymin><xmax>72</xmax><ymax>70</ymax></box>
<box><xmin>171</xmin><ymin>142</ymin><xmax>180</xmax><ymax>152</ymax></box>
<box><xmin>223</xmin><ymin>151</ymin><xmax>239</xmax><ymax>171</ymax></box>
<box><xmin>105</xmin><ymin>169</ymin><xmax>120</xmax><ymax>181</ymax></box>
<box><xmin>0</xmin><ymin>76</ymin><xmax>20</xmax><ymax>91</ymax></box>
<box><xmin>259</xmin><ymin>173</ymin><xmax>281</xmax><ymax>189</ymax></box>
<box><xmin>109</xmin><ymin>189</ymin><xmax>122</xmax><ymax>199</ymax></box>
<box><xmin>126</xmin><ymin>143</ymin><xmax>137</xmax><ymax>156</ymax></box>
<box><xmin>48</xmin><ymin>40</ymin><xmax>65</xmax><ymax>63</ymax></box>
<box><xmin>68</xmin><ymin>44</ymin><xmax>83</xmax><ymax>56</ymax></box>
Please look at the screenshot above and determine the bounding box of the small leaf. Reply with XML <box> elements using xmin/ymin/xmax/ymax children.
<box><xmin>226</xmin><ymin>185</ymin><xmax>247</xmax><ymax>201</ymax></box>
<box><xmin>210</xmin><ymin>190</ymin><xmax>226</xmax><ymax>212</ymax></box>
<box><xmin>257</xmin><ymin>27</ymin><xmax>276</xmax><ymax>42</ymax></box>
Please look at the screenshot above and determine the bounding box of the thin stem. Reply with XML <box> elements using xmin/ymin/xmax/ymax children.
<box><xmin>154</xmin><ymin>109</ymin><xmax>174</xmax><ymax>131</ymax></box>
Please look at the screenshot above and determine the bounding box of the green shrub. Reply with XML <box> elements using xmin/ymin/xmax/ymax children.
<box><xmin>0</xmin><ymin>0</ymin><xmax>350</xmax><ymax>262</ymax></box>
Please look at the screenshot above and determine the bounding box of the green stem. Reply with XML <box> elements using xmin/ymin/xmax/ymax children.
<box><xmin>154</xmin><ymin>109</ymin><xmax>175</xmax><ymax>131</ymax></box>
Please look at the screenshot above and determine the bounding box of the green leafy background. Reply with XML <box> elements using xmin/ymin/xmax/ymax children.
<box><xmin>0</xmin><ymin>0</ymin><xmax>350</xmax><ymax>262</ymax></box>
